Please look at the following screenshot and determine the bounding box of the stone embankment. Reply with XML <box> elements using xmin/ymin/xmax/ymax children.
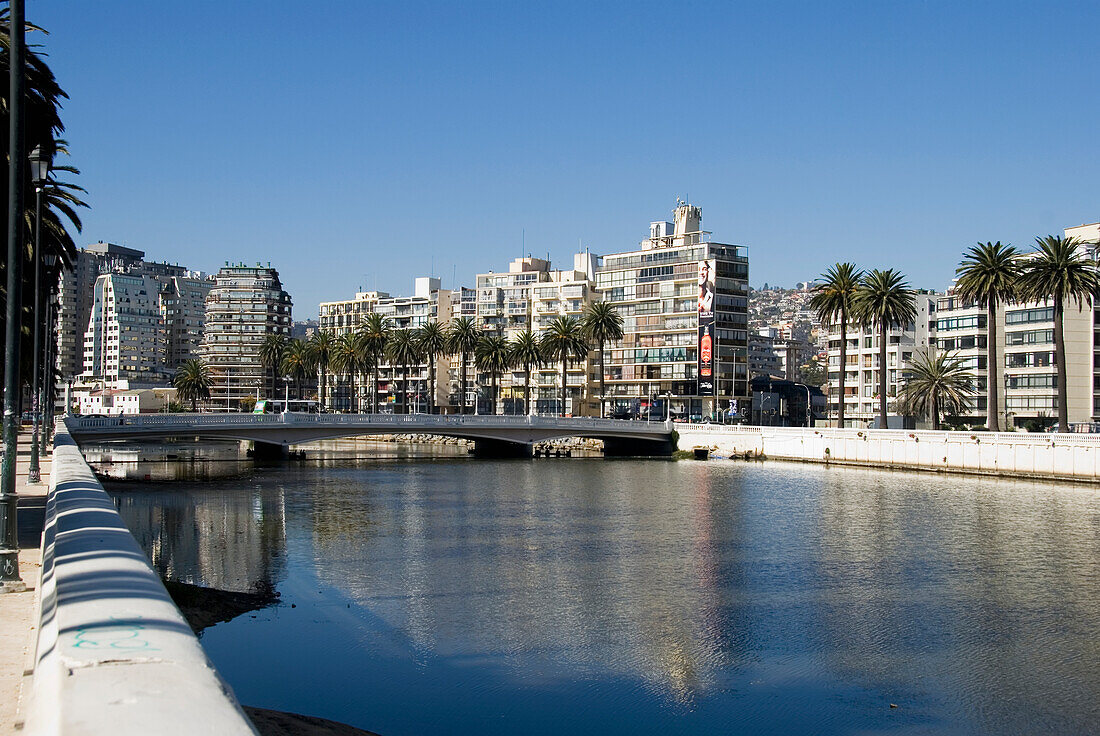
<box><xmin>676</xmin><ymin>424</ymin><xmax>1100</xmax><ymax>482</ymax></box>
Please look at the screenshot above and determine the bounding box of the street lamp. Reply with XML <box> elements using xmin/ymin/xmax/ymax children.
<box><xmin>40</xmin><ymin>255</ymin><xmax>58</xmax><ymax>446</ymax></box>
<box><xmin>27</xmin><ymin>145</ymin><xmax>51</xmax><ymax>484</ymax></box>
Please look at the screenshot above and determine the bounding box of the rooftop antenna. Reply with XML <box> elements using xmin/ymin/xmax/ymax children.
<box><xmin>522</xmin><ymin>228</ymin><xmax>525</xmax><ymax>259</ymax></box>
<box><xmin>452</xmin><ymin>264</ymin><xmax>456</xmax><ymax>291</ymax></box>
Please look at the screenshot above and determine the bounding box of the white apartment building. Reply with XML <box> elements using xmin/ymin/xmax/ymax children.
<box><xmin>825</xmin><ymin>291</ymin><xmax>940</xmax><ymax>427</ymax></box>
<box><xmin>82</xmin><ymin>273</ymin><xmax>170</xmax><ymax>386</ymax></box>
<box><xmin>318</xmin><ymin>277</ymin><xmax>454</xmax><ymax>413</ymax></box>
<box><xmin>201</xmin><ymin>264</ymin><xmax>293</xmax><ymax>409</ymax></box>
<box><xmin>595</xmin><ymin>203</ymin><xmax>750</xmax><ymax>420</ymax></box>
<box><xmin>472</xmin><ymin>253</ymin><xmax>598</xmax><ymax>415</ymax></box>
<box><xmin>933</xmin><ymin>222</ymin><xmax>1100</xmax><ymax>429</ymax></box>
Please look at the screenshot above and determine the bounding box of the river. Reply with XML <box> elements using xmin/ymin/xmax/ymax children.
<box><xmin>99</xmin><ymin>439</ymin><xmax>1100</xmax><ymax>735</ymax></box>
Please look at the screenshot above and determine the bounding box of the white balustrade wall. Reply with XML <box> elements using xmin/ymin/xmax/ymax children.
<box><xmin>675</xmin><ymin>424</ymin><xmax>1100</xmax><ymax>482</ymax></box>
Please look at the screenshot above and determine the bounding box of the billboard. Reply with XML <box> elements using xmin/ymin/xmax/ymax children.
<box><xmin>697</xmin><ymin>260</ymin><xmax>716</xmax><ymax>396</ymax></box>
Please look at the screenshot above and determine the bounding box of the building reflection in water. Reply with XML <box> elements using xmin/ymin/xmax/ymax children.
<box><xmin>113</xmin><ymin>480</ymin><xmax>287</xmax><ymax>596</ymax></box>
<box><xmin>305</xmin><ymin>460</ymin><xmax>751</xmax><ymax>704</ymax></box>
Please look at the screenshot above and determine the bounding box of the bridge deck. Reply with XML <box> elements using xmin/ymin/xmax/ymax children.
<box><xmin>64</xmin><ymin>413</ymin><xmax>675</xmax><ymax>450</ymax></box>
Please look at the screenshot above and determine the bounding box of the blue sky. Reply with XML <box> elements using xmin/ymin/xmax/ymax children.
<box><xmin>34</xmin><ymin>1</ymin><xmax>1100</xmax><ymax>315</ymax></box>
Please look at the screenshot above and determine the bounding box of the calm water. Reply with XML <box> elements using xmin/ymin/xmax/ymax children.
<box><xmin>103</xmin><ymin>442</ymin><xmax>1100</xmax><ymax>735</ymax></box>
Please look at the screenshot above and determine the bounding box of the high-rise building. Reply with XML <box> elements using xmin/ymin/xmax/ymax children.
<box><xmin>160</xmin><ymin>273</ymin><xmax>214</xmax><ymax>369</ymax></box>
<box><xmin>932</xmin><ymin>223</ymin><xmax>1100</xmax><ymax>429</ymax></box>
<box><xmin>594</xmin><ymin>202</ymin><xmax>750</xmax><ymax>420</ymax></box>
<box><xmin>472</xmin><ymin>253</ymin><xmax>598</xmax><ymax>415</ymax></box>
<box><xmin>56</xmin><ymin>242</ymin><xmax>144</xmax><ymax>381</ymax></box>
<box><xmin>824</xmin><ymin>291</ymin><xmax>939</xmax><ymax>427</ymax></box>
<box><xmin>318</xmin><ymin>277</ymin><xmax>454</xmax><ymax>412</ymax></box>
<box><xmin>201</xmin><ymin>264</ymin><xmax>292</xmax><ymax>409</ymax></box>
<box><xmin>82</xmin><ymin>272</ymin><xmax>169</xmax><ymax>385</ymax></box>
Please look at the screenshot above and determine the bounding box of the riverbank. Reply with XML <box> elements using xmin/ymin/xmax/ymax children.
<box><xmin>676</xmin><ymin>424</ymin><xmax>1100</xmax><ymax>482</ymax></box>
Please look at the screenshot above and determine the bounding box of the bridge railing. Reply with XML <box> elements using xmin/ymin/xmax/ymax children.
<box><xmin>65</xmin><ymin>412</ymin><xmax>672</xmax><ymax>435</ymax></box>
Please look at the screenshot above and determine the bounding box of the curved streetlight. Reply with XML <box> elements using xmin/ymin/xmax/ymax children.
<box><xmin>27</xmin><ymin>145</ymin><xmax>51</xmax><ymax>484</ymax></box>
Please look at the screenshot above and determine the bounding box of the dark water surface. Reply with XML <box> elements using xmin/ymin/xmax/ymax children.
<box><xmin>103</xmin><ymin>442</ymin><xmax>1100</xmax><ymax>735</ymax></box>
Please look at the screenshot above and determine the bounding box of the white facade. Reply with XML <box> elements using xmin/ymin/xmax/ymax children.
<box><xmin>825</xmin><ymin>291</ymin><xmax>940</xmax><ymax>426</ymax></box>
<box><xmin>82</xmin><ymin>273</ymin><xmax>169</xmax><ymax>386</ymax></box>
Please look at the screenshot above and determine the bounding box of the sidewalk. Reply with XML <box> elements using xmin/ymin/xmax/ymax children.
<box><xmin>0</xmin><ymin>428</ymin><xmax>51</xmax><ymax>734</ymax></box>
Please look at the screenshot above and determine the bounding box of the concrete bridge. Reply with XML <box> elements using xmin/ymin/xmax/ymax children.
<box><xmin>63</xmin><ymin>413</ymin><xmax>676</xmax><ymax>457</ymax></box>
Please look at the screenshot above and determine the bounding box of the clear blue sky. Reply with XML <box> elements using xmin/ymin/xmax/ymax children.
<box><xmin>34</xmin><ymin>1</ymin><xmax>1100</xmax><ymax>315</ymax></box>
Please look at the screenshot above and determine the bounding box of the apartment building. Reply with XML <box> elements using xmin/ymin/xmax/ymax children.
<box><xmin>932</xmin><ymin>222</ymin><xmax>1100</xmax><ymax>428</ymax></box>
<box><xmin>825</xmin><ymin>291</ymin><xmax>940</xmax><ymax>427</ymax></box>
<box><xmin>161</xmin><ymin>273</ymin><xmax>214</xmax><ymax>368</ymax></box>
<box><xmin>318</xmin><ymin>277</ymin><xmax>454</xmax><ymax>412</ymax></box>
<box><xmin>594</xmin><ymin>202</ymin><xmax>749</xmax><ymax>420</ymax></box>
<box><xmin>472</xmin><ymin>253</ymin><xmax>598</xmax><ymax>415</ymax></box>
<box><xmin>82</xmin><ymin>272</ymin><xmax>170</xmax><ymax>385</ymax></box>
<box><xmin>56</xmin><ymin>242</ymin><xmax>144</xmax><ymax>380</ymax></box>
<box><xmin>200</xmin><ymin>264</ymin><xmax>293</xmax><ymax>409</ymax></box>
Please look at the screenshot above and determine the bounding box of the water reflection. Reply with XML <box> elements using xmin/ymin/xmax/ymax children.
<box><xmin>110</xmin><ymin>448</ymin><xmax>1100</xmax><ymax>734</ymax></box>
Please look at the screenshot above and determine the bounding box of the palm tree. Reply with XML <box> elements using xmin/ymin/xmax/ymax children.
<box><xmin>307</xmin><ymin>330</ymin><xmax>336</xmax><ymax>413</ymax></box>
<box><xmin>259</xmin><ymin>334</ymin><xmax>287</xmax><ymax>400</ymax></box>
<box><xmin>954</xmin><ymin>242</ymin><xmax>1020</xmax><ymax>432</ymax></box>
<box><xmin>281</xmin><ymin>339</ymin><xmax>313</xmax><ymax>401</ymax></box>
<box><xmin>330</xmin><ymin>332</ymin><xmax>365</xmax><ymax>413</ymax></box>
<box><xmin>386</xmin><ymin>328</ymin><xmax>423</xmax><ymax>414</ymax></box>
<box><xmin>509</xmin><ymin>329</ymin><xmax>543</xmax><ymax>415</ymax></box>
<box><xmin>360</xmin><ymin>313</ymin><xmax>389</xmax><ymax>413</ymax></box>
<box><xmin>810</xmin><ymin>263</ymin><xmax>863</xmax><ymax>428</ymax></box>
<box><xmin>173</xmin><ymin>359</ymin><xmax>212</xmax><ymax>412</ymax></box>
<box><xmin>852</xmin><ymin>269</ymin><xmax>917</xmax><ymax>429</ymax></box>
<box><xmin>541</xmin><ymin>316</ymin><xmax>589</xmax><ymax>417</ymax></box>
<box><xmin>897</xmin><ymin>351</ymin><xmax>977</xmax><ymax>430</ymax></box>
<box><xmin>446</xmin><ymin>317</ymin><xmax>480</xmax><ymax>414</ymax></box>
<box><xmin>416</xmin><ymin>321</ymin><xmax>448</xmax><ymax>415</ymax></box>
<box><xmin>475</xmin><ymin>335</ymin><xmax>511</xmax><ymax>415</ymax></box>
<box><xmin>581</xmin><ymin>300</ymin><xmax>624</xmax><ymax>418</ymax></box>
<box><xmin>1019</xmin><ymin>235</ymin><xmax>1100</xmax><ymax>432</ymax></box>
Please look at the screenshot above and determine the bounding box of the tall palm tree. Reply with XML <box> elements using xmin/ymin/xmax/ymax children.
<box><xmin>954</xmin><ymin>242</ymin><xmax>1020</xmax><ymax>432</ymax></box>
<box><xmin>446</xmin><ymin>317</ymin><xmax>480</xmax><ymax>414</ymax></box>
<box><xmin>852</xmin><ymin>269</ymin><xmax>917</xmax><ymax>429</ymax></box>
<box><xmin>581</xmin><ymin>300</ymin><xmax>624</xmax><ymax>418</ymax></box>
<box><xmin>330</xmin><ymin>332</ymin><xmax>365</xmax><ymax>413</ymax></box>
<box><xmin>475</xmin><ymin>335</ymin><xmax>511</xmax><ymax>415</ymax></box>
<box><xmin>259</xmin><ymin>333</ymin><xmax>288</xmax><ymax>400</ymax></box>
<box><xmin>810</xmin><ymin>263</ymin><xmax>863</xmax><ymax>428</ymax></box>
<box><xmin>541</xmin><ymin>316</ymin><xmax>589</xmax><ymax>417</ymax></box>
<box><xmin>360</xmin><ymin>313</ymin><xmax>389</xmax><ymax>413</ymax></box>
<box><xmin>509</xmin><ymin>329</ymin><xmax>543</xmax><ymax>415</ymax></box>
<box><xmin>897</xmin><ymin>351</ymin><xmax>977</xmax><ymax>430</ymax></box>
<box><xmin>386</xmin><ymin>328</ymin><xmax>423</xmax><ymax>414</ymax></box>
<box><xmin>307</xmin><ymin>330</ymin><xmax>336</xmax><ymax>412</ymax></box>
<box><xmin>1019</xmin><ymin>235</ymin><xmax>1100</xmax><ymax>432</ymax></box>
<box><xmin>281</xmin><ymin>339</ymin><xmax>313</xmax><ymax>402</ymax></box>
<box><xmin>416</xmin><ymin>321</ymin><xmax>448</xmax><ymax>415</ymax></box>
<box><xmin>173</xmin><ymin>359</ymin><xmax>212</xmax><ymax>412</ymax></box>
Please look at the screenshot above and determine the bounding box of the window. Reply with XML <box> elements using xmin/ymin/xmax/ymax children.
<box><xmin>1006</xmin><ymin>307</ymin><xmax>1054</xmax><ymax>325</ymax></box>
<box><xmin>1006</xmin><ymin>329</ymin><xmax>1053</xmax><ymax>345</ymax></box>
<box><xmin>937</xmin><ymin>315</ymin><xmax>986</xmax><ymax>331</ymax></box>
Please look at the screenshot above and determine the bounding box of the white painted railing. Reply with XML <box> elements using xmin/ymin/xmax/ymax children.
<box><xmin>65</xmin><ymin>413</ymin><xmax>672</xmax><ymax>436</ymax></box>
<box><xmin>25</xmin><ymin>424</ymin><xmax>257</xmax><ymax>735</ymax></box>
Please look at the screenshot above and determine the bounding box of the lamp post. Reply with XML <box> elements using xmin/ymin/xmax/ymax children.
<box><xmin>1</xmin><ymin>0</ymin><xmax>27</xmax><ymax>590</ymax></box>
<box><xmin>27</xmin><ymin>145</ymin><xmax>51</xmax><ymax>484</ymax></box>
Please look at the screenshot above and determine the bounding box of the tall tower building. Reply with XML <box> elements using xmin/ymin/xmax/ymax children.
<box><xmin>201</xmin><ymin>264</ymin><xmax>293</xmax><ymax>409</ymax></box>
<box><xmin>594</xmin><ymin>202</ymin><xmax>750</xmax><ymax>419</ymax></box>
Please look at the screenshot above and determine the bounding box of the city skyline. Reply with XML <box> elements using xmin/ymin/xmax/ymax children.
<box><xmin>34</xmin><ymin>2</ymin><xmax>1100</xmax><ymax>314</ymax></box>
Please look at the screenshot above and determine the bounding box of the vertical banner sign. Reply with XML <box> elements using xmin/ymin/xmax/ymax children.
<box><xmin>697</xmin><ymin>260</ymin><xmax>716</xmax><ymax>396</ymax></box>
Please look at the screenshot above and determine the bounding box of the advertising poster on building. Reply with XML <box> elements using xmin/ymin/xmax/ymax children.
<box><xmin>697</xmin><ymin>260</ymin><xmax>716</xmax><ymax>396</ymax></box>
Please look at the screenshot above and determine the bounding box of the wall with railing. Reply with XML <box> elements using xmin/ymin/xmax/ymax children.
<box><xmin>676</xmin><ymin>424</ymin><xmax>1100</xmax><ymax>482</ymax></box>
<box><xmin>23</xmin><ymin>425</ymin><xmax>258</xmax><ymax>735</ymax></box>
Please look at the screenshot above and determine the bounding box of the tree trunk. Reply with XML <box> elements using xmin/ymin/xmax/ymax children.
<box><xmin>525</xmin><ymin>363</ymin><xmax>531</xmax><ymax>415</ymax></box>
<box><xmin>492</xmin><ymin>373</ymin><xmax>498</xmax><ymax>415</ymax></box>
<box><xmin>461</xmin><ymin>352</ymin><xmax>468</xmax><ymax>415</ymax></box>
<box><xmin>932</xmin><ymin>394</ymin><xmax>940</xmax><ymax>431</ymax></box>
<box><xmin>878</xmin><ymin>322</ymin><xmax>888</xmax><ymax>428</ymax></box>
<box><xmin>1054</xmin><ymin>293</ymin><xmax>1068</xmax><ymax>432</ymax></box>
<box><xmin>428</xmin><ymin>355</ymin><xmax>435</xmax><ymax>415</ymax></box>
<box><xmin>986</xmin><ymin>300</ymin><xmax>1000</xmax><ymax>432</ymax></box>
<box><xmin>373</xmin><ymin>365</ymin><xmax>380</xmax><ymax>414</ymax></box>
<box><xmin>402</xmin><ymin>363</ymin><xmax>408</xmax><ymax>415</ymax></box>
<box><xmin>838</xmin><ymin>307</ymin><xmax>847</xmax><ymax>428</ymax></box>
<box><xmin>560</xmin><ymin>359</ymin><xmax>568</xmax><ymax>417</ymax></box>
<box><xmin>598</xmin><ymin>339</ymin><xmax>606</xmax><ymax>418</ymax></box>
